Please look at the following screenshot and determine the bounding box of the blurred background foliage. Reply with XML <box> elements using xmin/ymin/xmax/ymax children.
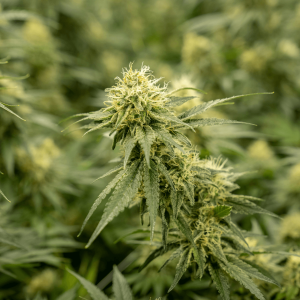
<box><xmin>0</xmin><ymin>0</ymin><xmax>299</xmax><ymax>299</ymax></box>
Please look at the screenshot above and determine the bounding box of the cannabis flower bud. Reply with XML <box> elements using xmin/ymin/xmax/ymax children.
<box><xmin>67</xmin><ymin>63</ymin><xmax>277</xmax><ymax>300</ymax></box>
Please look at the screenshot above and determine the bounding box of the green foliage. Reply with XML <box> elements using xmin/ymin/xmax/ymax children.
<box><xmin>214</xmin><ymin>205</ymin><xmax>232</xmax><ymax>218</ymax></box>
<box><xmin>67</xmin><ymin>269</ymin><xmax>109</xmax><ymax>300</ymax></box>
<box><xmin>208</xmin><ymin>263</ymin><xmax>230</xmax><ymax>300</ymax></box>
<box><xmin>68</xmin><ymin>266</ymin><xmax>134</xmax><ymax>300</ymax></box>
<box><xmin>113</xmin><ymin>265</ymin><xmax>133</xmax><ymax>300</ymax></box>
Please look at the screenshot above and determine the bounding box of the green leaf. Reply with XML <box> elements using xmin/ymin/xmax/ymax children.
<box><xmin>195</xmin><ymin>245</ymin><xmax>206</xmax><ymax>278</ymax></box>
<box><xmin>0</xmin><ymin>189</ymin><xmax>10</xmax><ymax>202</ymax></box>
<box><xmin>155</xmin><ymin>127</ymin><xmax>185</xmax><ymax>154</ymax></box>
<box><xmin>86</xmin><ymin>160</ymin><xmax>143</xmax><ymax>247</ymax></box>
<box><xmin>228</xmin><ymin>221</ymin><xmax>249</xmax><ymax>247</ymax></box>
<box><xmin>175</xmin><ymin>212</ymin><xmax>203</xmax><ymax>271</ymax></box>
<box><xmin>56</xmin><ymin>286</ymin><xmax>78</xmax><ymax>300</ymax></box>
<box><xmin>175</xmin><ymin>118</ymin><xmax>255</xmax><ymax>129</ymax></box>
<box><xmin>240</xmin><ymin>259</ymin><xmax>281</xmax><ymax>287</ymax></box>
<box><xmin>208</xmin><ymin>238</ymin><xmax>227</xmax><ymax>263</ymax></box>
<box><xmin>170</xmin><ymin>190</ymin><xmax>184</xmax><ymax>219</ymax></box>
<box><xmin>252</xmin><ymin>251</ymin><xmax>300</xmax><ymax>257</ymax></box>
<box><xmin>0</xmin><ymin>229</ymin><xmax>23</xmax><ymax>248</ymax></box>
<box><xmin>175</xmin><ymin>212</ymin><xmax>194</xmax><ymax>245</ymax></box>
<box><xmin>112</xmin><ymin>130</ymin><xmax>124</xmax><ymax>150</ymax></box>
<box><xmin>158</xmin><ymin>111</ymin><xmax>195</xmax><ymax>131</ymax></box>
<box><xmin>123</xmin><ymin>135</ymin><xmax>136</xmax><ymax>168</ymax></box>
<box><xmin>61</xmin><ymin>110</ymin><xmax>113</xmax><ymax>127</ymax></box>
<box><xmin>139</xmin><ymin>242</ymin><xmax>179</xmax><ymax>271</ymax></box>
<box><xmin>114</xmin><ymin>105</ymin><xmax>132</xmax><ymax>130</ymax></box>
<box><xmin>160</xmin><ymin>206</ymin><xmax>169</xmax><ymax>249</ymax></box>
<box><xmin>140</xmin><ymin>198</ymin><xmax>147</xmax><ymax>225</ymax></box>
<box><xmin>166</xmin><ymin>87</ymin><xmax>207</xmax><ymax>96</ymax></box>
<box><xmin>0</xmin><ymin>102</ymin><xmax>25</xmax><ymax>121</ymax></box>
<box><xmin>83</xmin><ymin>120</ymin><xmax>112</xmax><ymax>135</ymax></box>
<box><xmin>136</xmin><ymin>126</ymin><xmax>156</xmax><ymax>168</ymax></box>
<box><xmin>143</xmin><ymin>159</ymin><xmax>159</xmax><ymax>241</ymax></box>
<box><xmin>219</xmin><ymin>261</ymin><xmax>265</xmax><ymax>300</ymax></box>
<box><xmin>208</xmin><ymin>264</ymin><xmax>230</xmax><ymax>300</ymax></box>
<box><xmin>214</xmin><ymin>205</ymin><xmax>232</xmax><ymax>219</ymax></box>
<box><xmin>154</xmin><ymin>157</ymin><xmax>175</xmax><ymax>191</ymax></box>
<box><xmin>222</xmin><ymin>232</ymin><xmax>252</xmax><ymax>256</ymax></box>
<box><xmin>0</xmin><ymin>74</ymin><xmax>29</xmax><ymax>80</ymax></box>
<box><xmin>92</xmin><ymin>163</ymin><xmax>124</xmax><ymax>183</ymax></box>
<box><xmin>78</xmin><ymin>169</ymin><xmax>126</xmax><ymax>237</ymax></box>
<box><xmin>0</xmin><ymin>267</ymin><xmax>16</xmax><ymax>278</ymax></box>
<box><xmin>159</xmin><ymin>246</ymin><xmax>185</xmax><ymax>272</ymax></box>
<box><xmin>178</xmin><ymin>92</ymin><xmax>273</xmax><ymax>121</ymax></box>
<box><xmin>113</xmin><ymin>229</ymin><xmax>160</xmax><ymax>244</ymax></box>
<box><xmin>230</xmin><ymin>195</ymin><xmax>265</xmax><ymax>202</ymax></box>
<box><xmin>112</xmin><ymin>265</ymin><xmax>133</xmax><ymax>300</ymax></box>
<box><xmin>165</xmin><ymin>96</ymin><xmax>199</xmax><ymax>107</ymax></box>
<box><xmin>226</xmin><ymin>197</ymin><xmax>279</xmax><ymax>218</ymax></box>
<box><xmin>183</xmin><ymin>181</ymin><xmax>195</xmax><ymax>205</ymax></box>
<box><xmin>67</xmin><ymin>269</ymin><xmax>109</xmax><ymax>300</ymax></box>
<box><xmin>172</xmin><ymin>130</ymin><xmax>192</xmax><ymax>147</ymax></box>
<box><xmin>286</xmin><ymin>286</ymin><xmax>300</xmax><ymax>300</ymax></box>
<box><xmin>168</xmin><ymin>248</ymin><xmax>192</xmax><ymax>292</ymax></box>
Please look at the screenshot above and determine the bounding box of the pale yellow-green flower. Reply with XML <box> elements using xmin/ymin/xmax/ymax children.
<box><xmin>182</xmin><ymin>33</ymin><xmax>212</xmax><ymax>66</ymax></box>
<box><xmin>16</xmin><ymin>139</ymin><xmax>60</xmax><ymax>183</ymax></box>
<box><xmin>248</xmin><ymin>140</ymin><xmax>274</xmax><ymax>161</ymax></box>
<box><xmin>23</xmin><ymin>19</ymin><xmax>52</xmax><ymax>45</ymax></box>
<box><xmin>26</xmin><ymin>269</ymin><xmax>57</xmax><ymax>296</ymax></box>
<box><xmin>288</xmin><ymin>163</ymin><xmax>300</xmax><ymax>191</ymax></box>
<box><xmin>278</xmin><ymin>39</ymin><xmax>299</xmax><ymax>58</ymax></box>
<box><xmin>280</xmin><ymin>212</ymin><xmax>300</xmax><ymax>241</ymax></box>
<box><xmin>283</xmin><ymin>253</ymin><xmax>300</xmax><ymax>288</ymax></box>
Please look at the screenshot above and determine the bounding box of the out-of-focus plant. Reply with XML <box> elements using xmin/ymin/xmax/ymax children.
<box><xmin>270</xmin><ymin>147</ymin><xmax>300</xmax><ymax>213</ymax></box>
<box><xmin>0</xmin><ymin>59</ymin><xmax>27</xmax><ymax>201</ymax></box>
<box><xmin>0</xmin><ymin>201</ymin><xmax>82</xmax><ymax>299</ymax></box>
<box><xmin>67</xmin><ymin>266</ymin><xmax>133</xmax><ymax>300</ymax></box>
<box><xmin>65</xmin><ymin>265</ymin><xmax>166</xmax><ymax>300</ymax></box>
<box><xmin>182</xmin><ymin>0</ymin><xmax>300</xmax><ymax>119</ymax></box>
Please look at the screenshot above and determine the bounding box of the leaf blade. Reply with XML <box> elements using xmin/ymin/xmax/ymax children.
<box><xmin>214</xmin><ymin>205</ymin><xmax>232</xmax><ymax>219</ymax></box>
<box><xmin>112</xmin><ymin>265</ymin><xmax>133</xmax><ymax>300</ymax></box>
<box><xmin>178</xmin><ymin>92</ymin><xmax>273</xmax><ymax>121</ymax></box>
<box><xmin>136</xmin><ymin>126</ymin><xmax>156</xmax><ymax>168</ymax></box>
<box><xmin>220</xmin><ymin>261</ymin><xmax>265</xmax><ymax>300</ymax></box>
<box><xmin>168</xmin><ymin>248</ymin><xmax>192</xmax><ymax>292</ymax></box>
<box><xmin>143</xmin><ymin>159</ymin><xmax>160</xmax><ymax>242</ymax></box>
<box><xmin>208</xmin><ymin>264</ymin><xmax>230</xmax><ymax>300</ymax></box>
<box><xmin>86</xmin><ymin>160</ymin><xmax>142</xmax><ymax>247</ymax></box>
<box><xmin>78</xmin><ymin>169</ymin><xmax>126</xmax><ymax>237</ymax></box>
<box><xmin>67</xmin><ymin>269</ymin><xmax>109</xmax><ymax>300</ymax></box>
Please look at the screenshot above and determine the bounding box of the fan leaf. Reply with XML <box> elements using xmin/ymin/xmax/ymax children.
<box><xmin>78</xmin><ymin>169</ymin><xmax>126</xmax><ymax>237</ymax></box>
<box><xmin>112</xmin><ymin>266</ymin><xmax>133</xmax><ymax>300</ymax></box>
<box><xmin>168</xmin><ymin>248</ymin><xmax>192</xmax><ymax>292</ymax></box>
<box><xmin>67</xmin><ymin>269</ymin><xmax>109</xmax><ymax>300</ymax></box>
<box><xmin>86</xmin><ymin>160</ymin><xmax>143</xmax><ymax>248</ymax></box>
<box><xmin>136</xmin><ymin>126</ymin><xmax>156</xmax><ymax>168</ymax></box>
<box><xmin>143</xmin><ymin>159</ymin><xmax>160</xmax><ymax>242</ymax></box>
<box><xmin>208</xmin><ymin>264</ymin><xmax>230</xmax><ymax>300</ymax></box>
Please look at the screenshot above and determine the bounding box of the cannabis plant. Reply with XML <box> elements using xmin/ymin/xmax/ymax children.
<box><xmin>65</xmin><ymin>63</ymin><xmax>287</xmax><ymax>300</ymax></box>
